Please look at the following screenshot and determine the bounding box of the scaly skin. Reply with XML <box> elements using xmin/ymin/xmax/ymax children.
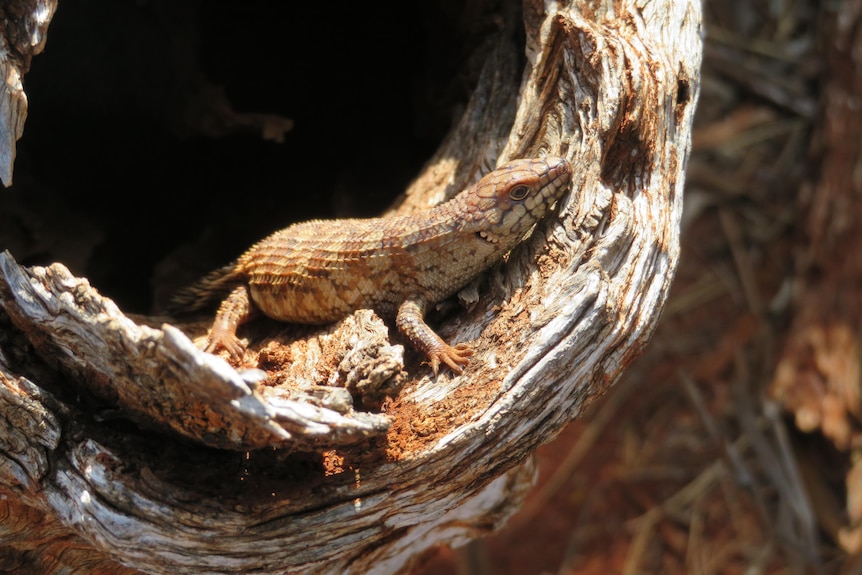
<box><xmin>173</xmin><ymin>157</ymin><xmax>572</xmax><ymax>374</ymax></box>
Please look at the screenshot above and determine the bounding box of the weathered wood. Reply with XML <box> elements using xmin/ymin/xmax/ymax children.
<box><xmin>0</xmin><ymin>253</ymin><xmax>395</xmax><ymax>451</ymax></box>
<box><xmin>0</xmin><ymin>0</ymin><xmax>57</xmax><ymax>186</ymax></box>
<box><xmin>0</xmin><ymin>0</ymin><xmax>702</xmax><ymax>573</ymax></box>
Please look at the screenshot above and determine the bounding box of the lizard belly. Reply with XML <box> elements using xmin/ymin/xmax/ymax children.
<box><xmin>246</xmin><ymin>230</ymin><xmax>498</xmax><ymax>325</ymax></box>
<box><xmin>249</xmin><ymin>282</ymin><xmax>346</xmax><ymax>324</ymax></box>
<box><xmin>246</xmin><ymin>250</ymin><xmax>413</xmax><ymax>325</ymax></box>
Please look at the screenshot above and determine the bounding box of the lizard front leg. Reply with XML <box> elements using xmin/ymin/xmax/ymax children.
<box><xmin>205</xmin><ymin>285</ymin><xmax>258</xmax><ymax>361</ymax></box>
<box><xmin>396</xmin><ymin>298</ymin><xmax>473</xmax><ymax>375</ymax></box>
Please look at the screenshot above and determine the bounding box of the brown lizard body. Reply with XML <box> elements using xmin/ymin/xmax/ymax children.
<box><xmin>172</xmin><ymin>157</ymin><xmax>572</xmax><ymax>373</ymax></box>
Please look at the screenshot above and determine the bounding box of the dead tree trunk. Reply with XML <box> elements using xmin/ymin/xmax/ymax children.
<box><xmin>0</xmin><ymin>1</ymin><xmax>702</xmax><ymax>573</ymax></box>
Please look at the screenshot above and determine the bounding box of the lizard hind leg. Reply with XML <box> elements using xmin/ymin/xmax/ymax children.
<box><xmin>205</xmin><ymin>284</ymin><xmax>257</xmax><ymax>361</ymax></box>
<box><xmin>396</xmin><ymin>298</ymin><xmax>474</xmax><ymax>375</ymax></box>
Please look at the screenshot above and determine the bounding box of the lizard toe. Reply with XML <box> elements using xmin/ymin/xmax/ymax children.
<box><xmin>204</xmin><ymin>334</ymin><xmax>246</xmax><ymax>362</ymax></box>
<box><xmin>431</xmin><ymin>343</ymin><xmax>474</xmax><ymax>375</ymax></box>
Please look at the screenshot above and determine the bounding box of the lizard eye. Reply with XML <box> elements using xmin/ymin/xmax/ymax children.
<box><xmin>508</xmin><ymin>185</ymin><xmax>530</xmax><ymax>201</ymax></box>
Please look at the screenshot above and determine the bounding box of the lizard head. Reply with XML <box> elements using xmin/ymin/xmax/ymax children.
<box><xmin>461</xmin><ymin>156</ymin><xmax>572</xmax><ymax>246</ymax></box>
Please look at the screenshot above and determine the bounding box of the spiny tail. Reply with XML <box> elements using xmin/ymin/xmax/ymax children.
<box><xmin>166</xmin><ymin>263</ymin><xmax>243</xmax><ymax>315</ymax></box>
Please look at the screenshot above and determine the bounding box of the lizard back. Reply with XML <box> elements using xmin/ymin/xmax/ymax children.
<box><xmin>238</xmin><ymin>156</ymin><xmax>571</xmax><ymax>325</ymax></box>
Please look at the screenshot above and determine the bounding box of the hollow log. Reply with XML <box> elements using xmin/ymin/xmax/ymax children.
<box><xmin>0</xmin><ymin>0</ymin><xmax>702</xmax><ymax>573</ymax></box>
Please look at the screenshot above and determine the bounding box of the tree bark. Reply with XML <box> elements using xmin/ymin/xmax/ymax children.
<box><xmin>0</xmin><ymin>0</ymin><xmax>702</xmax><ymax>573</ymax></box>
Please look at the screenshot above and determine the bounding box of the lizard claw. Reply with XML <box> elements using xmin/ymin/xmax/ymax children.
<box><xmin>429</xmin><ymin>343</ymin><xmax>474</xmax><ymax>376</ymax></box>
<box><xmin>204</xmin><ymin>332</ymin><xmax>246</xmax><ymax>362</ymax></box>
